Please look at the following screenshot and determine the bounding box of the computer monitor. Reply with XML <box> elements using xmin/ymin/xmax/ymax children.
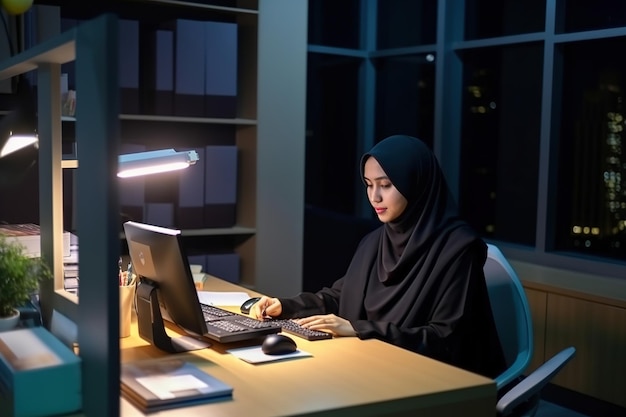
<box><xmin>123</xmin><ymin>220</ymin><xmax>211</xmax><ymax>352</ymax></box>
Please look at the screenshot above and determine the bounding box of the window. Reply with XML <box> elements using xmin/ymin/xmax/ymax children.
<box><xmin>555</xmin><ymin>37</ymin><xmax>626</xmax><ymax>260</ymax></box>
<box><xmin>374</xmin><ymin>54</ymin><xmax>435</xmax><ymax>147</ymax></box>
<box><xmin>377</xmin><ymin>0</ymin><xmax>437</xmax><ymax>48</ymax></box>
<box><xmin>464</xmin><ymin>0</ymin><xmax>546</xmax><ymax>40</ymax></box>
<box><xmin>308</xmin><ymin>0</ymin><xmax>361</xmax><ymax>49</ymax></box>
<box><xmin>557</xmin><ymin>0</ymin><xmax>626</xmax><ymax>33</ymax></box>
<box><xmin>305</xmin><ymin>53</ymin><xmax>361</xmax><ymax>213</ymax></box>
<box><xmin>459</xmin><ymin>43</ymin><xmax>543</xmax><ymax>246</ymax></box>
<box><xmin>306</xmin><ymin>0</ymin><xmax>626</xmax><ymax>277</ymax></box>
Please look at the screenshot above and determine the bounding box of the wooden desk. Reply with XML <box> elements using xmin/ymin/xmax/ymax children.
<box><xmin>119</xmin><ymin>277</ymin><xmax>496</xmax><ymax>416</ymax></box>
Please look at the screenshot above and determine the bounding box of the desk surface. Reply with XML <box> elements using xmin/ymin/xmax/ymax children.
<box><xmin>119</xmin><ymin>277</ymin><xmax>496</xmax><ymax>417</ymax></box>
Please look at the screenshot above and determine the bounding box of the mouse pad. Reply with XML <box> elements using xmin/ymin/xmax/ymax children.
<box><xmin>227</xmin><ymin>346</ymin><xmax>312</xmax><ymax>364</ymax></box>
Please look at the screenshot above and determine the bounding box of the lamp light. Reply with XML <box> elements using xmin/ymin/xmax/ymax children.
<box><xmin>0</xmin><ymin>131</ymin><xmax>38</xmax><ymax>157</ymax></box>
<box><xmin>117</xmin><ymin>148</ymin><xmax>199</xmax><ymax>178</ymax></box>
<box><xmin>0</xmin><ymin>74</ymin><xmax>37</xmax><ymax>158</ymax></box>
<box><xmin>0</xmin><ymin>74</ymin><xmax>37</xmax><ymax>186</ymax></box>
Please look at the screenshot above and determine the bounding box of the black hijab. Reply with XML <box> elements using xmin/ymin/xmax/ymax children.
<box><xmin>360</xmin><ymin>135</ymin><xmax>476</xmax><ymax>284</ymax></box>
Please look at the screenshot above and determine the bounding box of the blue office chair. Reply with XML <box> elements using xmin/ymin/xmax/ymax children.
<box><xmin>496</xmin><ymin>346</ymin><xmax>576</xmax><ymax>417</ymax></box>
<box><xmin>484</xmin><ymin>243</ymin><xmax>534</xmax><ymax>392</ymax></box>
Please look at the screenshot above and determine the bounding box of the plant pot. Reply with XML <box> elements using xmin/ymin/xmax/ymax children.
<box><xmin>0</xmin><ymin>308</ymin><xmax>20</xmax><ymax>332</ymax></box>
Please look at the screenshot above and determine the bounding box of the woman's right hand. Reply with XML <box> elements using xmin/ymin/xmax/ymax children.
<box><xmin>250</xmin><ymin>296</ymin><xmax>282</xmax><ymax>320</ymax></box>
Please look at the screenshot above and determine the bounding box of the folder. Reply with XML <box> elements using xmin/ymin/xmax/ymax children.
<box><xmin>119</xmin><ymin>144</ymin><xmax>146</xmax><ymax>223</ymax></box>
<box><xmin>205</xmin><ymin>253</ymin><xmax>240</xmax><ymax>283</ymax></box>
<box><xmin>177</xmin><ymin>147</ymin><xmax>205</xmax><ymax>229</ymax></box>
<box><xmin>204</xmin><ymin>21</ymin><xmax>238</xmax><ymax>118</ymax></box>
<box><xmin>144</xmin><ymin>203</ymin><xmax>174</xmax><ymax>228</ymax></box>
<box><xmin>118</xmin><ymin>19</ymin><xmax>140</xmax><ymax>114</ymax></box>
<box><xmin>204</xmin><ymin>145</ymin><xmax>238</xmax><ymax>228</ymax></box>
<box><xmin>174</xmin><ymin>19</ymin><xmax>205</xmax><ymax>117</ymax></box>
<box><xmin>154</xmin><ymin>29</ymin><xmax>174</xmax><ymax>115</ymax></box>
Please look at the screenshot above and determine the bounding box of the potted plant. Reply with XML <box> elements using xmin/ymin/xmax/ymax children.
<box><xmin>0</xmin><ymin>235</ymin><xmax>52</xmax><ymax>331</ymax></box>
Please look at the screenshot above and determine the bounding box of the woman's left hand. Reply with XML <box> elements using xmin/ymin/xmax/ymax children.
<box><xmin>294</xmin><ymin>314</ymin><xmax>357</xmax><ymax>337</ymax></box>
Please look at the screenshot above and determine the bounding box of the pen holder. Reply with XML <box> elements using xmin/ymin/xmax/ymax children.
<box><xmin>119</xmin><ymin>284</ymin><xmax>136</xmax><ymax>338</ymax></box>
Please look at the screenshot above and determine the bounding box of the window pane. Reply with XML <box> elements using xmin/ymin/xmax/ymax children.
<box><xmin>558</xmin><ymin>0</ymin><xmax>626</xmax><ymax>33</ymax></box>
<box><xmin>377</xmin><ymin>0</ymin><xmax>437</xmax><ymax>48</ymax></box>
<box><xmin>464</xmin><ymin>0</ymin><xmax>545</xmax><ymax>40</ymax></box>
<box><xmin>555</xmin><ymin>38</ymin><xmax>626</xmax><ymax>260</ymax></box>
<box><xmin>374</xmin><ymin>54</ymin><xmax>435</xmax><ymax>148</ymax></box>
<box><xmin>459</xmin><ymin>44</ymin><xmax>543</xmax><ymax>245</ymax></box>
<box><xmin>308</xmin><ymin>0</ymin><xmax>361</xmax><ymax>49</ymax></box>
<box><xmin>305</xmin><ymin>53</ymin><xmax>361</xmax><ymax>214</ymax></box>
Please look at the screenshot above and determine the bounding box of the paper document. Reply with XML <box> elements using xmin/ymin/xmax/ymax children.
<box><xmin>197</xmin><ymin>291</ymin><xmax>250</xmax><ymax>306</ymax></box>
<box><xmin>227</xmin><ymin>346</ymin><xmax>312</xmax><ymax>364</ymax></box>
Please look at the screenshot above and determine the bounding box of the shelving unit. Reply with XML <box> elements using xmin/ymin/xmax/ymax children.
<box><xmin>26</xmin><ymin>0</ymin><xmax>307</xmax><ymax>297</ymax></box>
<box><xmin>0</xmin><ymin>1</ymin><xmax>307</xmax><ymax>414</ymax></box>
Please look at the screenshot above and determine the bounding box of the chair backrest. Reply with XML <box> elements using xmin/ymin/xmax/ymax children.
<box><xmin>484</xmin><ymin>244</ymin><xmax>534</xmax><ymax>391</ymax></box>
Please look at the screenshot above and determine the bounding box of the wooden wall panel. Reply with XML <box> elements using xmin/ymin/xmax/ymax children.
<box><xmin>524</xmin><ymin>288</ymin><xmax>547</xmax><ymax>373</ymax></box>
<box><xmin>545</xmin><ymin>294</ymin><xmax>626</xmax><ymax>407</ymax></box>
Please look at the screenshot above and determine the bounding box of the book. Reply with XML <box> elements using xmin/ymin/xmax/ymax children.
<box><xmin>120</xmin><ymin>358</ymin><xmax>233</xmax><ymax>413</ymax></box>
<box><xmin>0</xmin><ymin>223</ymin><xmax>71</xmax><ymax>258</ymax></box>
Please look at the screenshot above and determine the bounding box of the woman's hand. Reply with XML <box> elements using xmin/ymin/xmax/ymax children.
<box><xmin>294</xmin><ymin>314</ymin><xmax>357</xmax><ymax>337</ymax></box>
<box><xmin>250</xmin><ymin>296</ymin><xmax>282</xmax><ymax>320</ymax></box>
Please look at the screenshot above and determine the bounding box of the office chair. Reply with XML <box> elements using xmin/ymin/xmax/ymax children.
<box><xmin>485</xmin><ymin>245</ymin><xmax>577</xmax><ymax>416</ymax></box>
<box><xmin>484</xmin><ymin>244</ymin><xmax>534</xmax><ymax>392</ymax></box>
<box><xmin>496</xmin><ymin>346</ymin><xmax>576</xmax><ymax>417</ymax></box>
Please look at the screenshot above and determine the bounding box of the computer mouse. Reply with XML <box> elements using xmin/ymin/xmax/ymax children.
<box><xmin>261</xmin><ymin>334</ymin><xmax>297</xmax><ymax>355</ymax></box>
<box><xmin>240</xmin><ymin>296</ymin><xmax>262</xmax><ymax>314</ymax></box>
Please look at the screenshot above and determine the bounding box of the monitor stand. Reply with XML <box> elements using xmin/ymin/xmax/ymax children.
<box><xmin>135</xmin><ymin>280</ymin><xmax>210</xmax><ymax>353</ymax></box>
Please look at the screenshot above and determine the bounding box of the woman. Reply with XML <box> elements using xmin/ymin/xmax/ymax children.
<box><xmin>251</xmin><ymin>135</ymin><xmax>506</xmax><ymax>378</ymax></box>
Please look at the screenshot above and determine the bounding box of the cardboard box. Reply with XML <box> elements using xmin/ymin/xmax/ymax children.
<box><xmin>0</xmin><ymin>327</ymin><xmax>81</xmax><ymax>417</ymax></box>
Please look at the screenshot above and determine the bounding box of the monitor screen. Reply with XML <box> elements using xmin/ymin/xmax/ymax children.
<box><xmin>123</xmin><ymin>220</ymin><xmax>210</xmax><ymax>352</ymax></box>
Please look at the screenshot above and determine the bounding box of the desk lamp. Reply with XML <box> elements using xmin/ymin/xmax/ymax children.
<box><xmin>117</xmin><ymin>148</ymin><xmax>199</xmax><ymax>178</ymax></box>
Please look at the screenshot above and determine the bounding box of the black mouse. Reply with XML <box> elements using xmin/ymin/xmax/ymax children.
<box><xmin>261</xmin><ymin>334</ymin><xmax>297</xmax><ymax>355</ymax></box>
<box><xmin>240</xmin><ymin>297</ymin><xmax>261</xmax><ymax>314</ymax></box>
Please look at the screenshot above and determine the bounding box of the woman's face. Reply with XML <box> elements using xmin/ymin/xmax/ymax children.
<box><xmin>363</xmin><ymin>157</ymin><xmax>408</xmax><ymax>223</ymax></box>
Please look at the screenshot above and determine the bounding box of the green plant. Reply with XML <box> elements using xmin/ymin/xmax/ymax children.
<box><xmin>0</xmin><ymin>235</ymin><xmax>52</xmax><ymax>318</ymax></box>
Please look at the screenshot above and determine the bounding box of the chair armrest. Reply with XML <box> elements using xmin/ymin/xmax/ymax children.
<box><xmin>496</xmin><ymin>346</ymin><xmax>576</xmax><ymax>416</ymax></box>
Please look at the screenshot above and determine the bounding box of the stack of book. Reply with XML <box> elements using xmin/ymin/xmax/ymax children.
<box><xmin>120</xmin><ymin>358</ymin><xmax>233</xmax><ymax>413</ymax></box>
<box><xmin>63</xmin><ymin>234</ymin><xmax>79</xmax><ymax>295</ymax></box>
<box><xmin>0</xmin><ymin>223</ymin><xmax>70</xmax><ymax>258</ymax></box>
<box><xmin>0</xmin><ymin>223</ymin><xmax>80</xmax><ymax>295</ymax></box>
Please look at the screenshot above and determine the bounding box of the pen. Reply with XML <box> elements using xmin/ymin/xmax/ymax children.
<box><xmin>118</xmin><ymin>257</ymin><xmax>124</xmax><ymax>286</ymax></box>
<box><xmin>126</xmin><ymin>263</ymin><xmax>133</xmax><ymax>286</ymax></box>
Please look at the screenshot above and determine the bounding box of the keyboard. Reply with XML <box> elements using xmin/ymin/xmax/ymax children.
<box><xmin>200</xmin><ymin>304</ymin><xmax>332</xmax><ymax>342</ymax></box>
<box><xmin>201</xmin><ymin>304</ymin><xmax>281</xmax><ymax>343</ymax></box>
<box><xmin>273</xmin><ymin>319</ymin><xmax>333</xmax><ymax>341</ymax></box>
